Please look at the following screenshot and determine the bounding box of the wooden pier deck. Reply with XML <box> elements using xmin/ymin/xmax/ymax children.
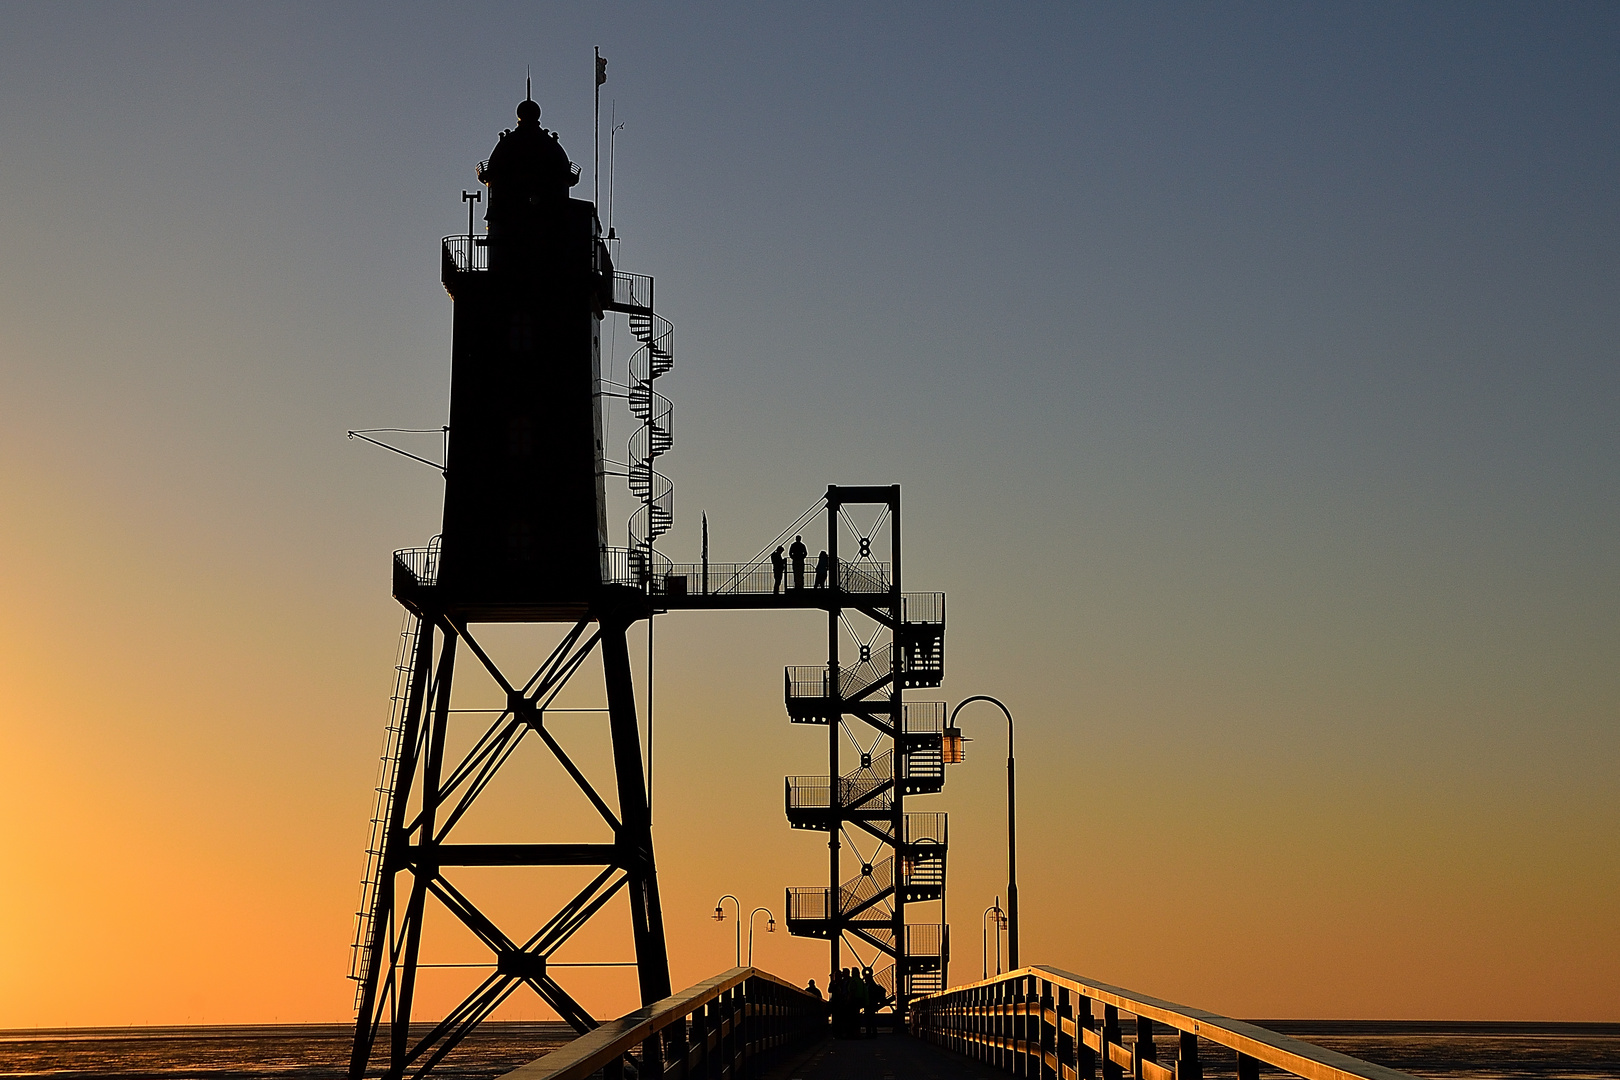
<box><xmin>761</xmin><ymin>1033</ymin><xmax>1006</xmax><ymax>1080</ymax></box>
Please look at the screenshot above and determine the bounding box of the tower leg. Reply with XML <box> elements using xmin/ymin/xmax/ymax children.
<box><xmin>389</xmin><ymin>632</ymin><xmax>456</xmax><ymax>1078</ymax></box>
<box><xmin>349</xmin><ymin>618</ymin><xmax>437</xmax><ymax>1080</ymax></box>
<box><xmin>601</xmin><ymin>615</ymin><xmax>673</xmax><ymax>1002</ymax></box>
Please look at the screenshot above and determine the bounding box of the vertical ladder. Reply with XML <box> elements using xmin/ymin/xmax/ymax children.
<box><xmin>348</xmin><ymin>611</ymin><xmax>423</xmax><ymax>1004</ymax></box>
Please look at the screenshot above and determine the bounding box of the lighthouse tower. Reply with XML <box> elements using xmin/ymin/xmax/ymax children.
<box><xmin>438</xmin><ymin>95</ymin><xmax>609</xmax><ymax>615</ymax></box>
<box><xmin>347</xmin><ymin>95</ymin><xmax>674</xmax><ymax>1080</ymax></box>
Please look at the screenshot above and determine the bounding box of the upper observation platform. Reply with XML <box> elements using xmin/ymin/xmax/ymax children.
<box><xmin>389</xmin><ymin>543</ymin><xmax>940</xmax><ymax>624</ymax></box>
<box><xmin>626</xmin><ymin>555</ymin><xmax>894</xmax><ymax>612</ymax></box>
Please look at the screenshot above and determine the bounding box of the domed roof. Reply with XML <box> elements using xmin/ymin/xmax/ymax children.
<box><xmin>484</xmin><ymin>98</ymin><xmax>578</xmax><ymax>196</ymax></box>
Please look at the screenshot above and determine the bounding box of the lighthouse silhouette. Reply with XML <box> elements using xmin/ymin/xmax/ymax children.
<box><xmin>439</xmin><ymin>94</ymin><xmax>610</xmax><ymax>615</ymax></box>
<box><xmin>349</xmin><ymin>93</ymin><xmax>674</xmax><ymax>1079</ymax></box>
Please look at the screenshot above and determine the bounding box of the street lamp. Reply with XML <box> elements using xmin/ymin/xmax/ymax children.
<box><xmin>981</xmin><ymin>900</ymin><xmax>1005</xmax><ymax>980</ymax></box>
<box><xmin>950</xmin><ymin>696</ymin><xmax>1020</xmax><ymax>970</ymax></box>
<box><xmin>748</xmin><ymin>907</ymin><xmax>775</xmax><ymax>966</ymax></box>
<box><xmin>713</xmin><ymin>895</ymin><xmax>741</xmax><ymax>968</ymax></box>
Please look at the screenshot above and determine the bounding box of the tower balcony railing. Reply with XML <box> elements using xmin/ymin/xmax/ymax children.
<box><xmin>609</xmin><ymin>271</ymin><xmax>653</xmax><ymax>313</ymax></box>
<box><xmin>442</xmin><ymin>235</ymin><xmax>489</xmax><ymax>274</ymax></box>
<box><xmin>394</xmin><ymin>546</ymin><xmax>440</xmax><ymax>588</ymax></box>
<box><xmin>474</xmin><ymin>158</ymin><xmax>582</xmax><ymax>185</ymax></box>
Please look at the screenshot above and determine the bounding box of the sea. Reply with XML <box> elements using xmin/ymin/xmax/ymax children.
<box><xmin>1</xmin><ymin>1021</ymin><xmax>1617</xmax><ymax>1080</ymax></box>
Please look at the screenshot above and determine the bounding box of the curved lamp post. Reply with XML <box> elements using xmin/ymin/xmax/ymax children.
<box><xmin>981</xmin><ymin>900</ymin><xmax>1005</xmax><ymax>980</ymax></box>
<box><xmin>713</xmin><ymin>895</ymin><xmax>741</xmax><ymax>967</ymax></box>
<box><xmin>950</xmin><ymin>695</ymin><xmax>1019</xmax><ymax>970</ymax></box>
<box><xmin>748</xmin><ymin>907</ymin><xmax>776</xmax><ymax>966</ymax></box>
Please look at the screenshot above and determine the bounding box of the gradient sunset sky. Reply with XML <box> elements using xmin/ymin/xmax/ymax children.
<box><xmin>1</xmin><ymin>4</ymin><xmax>1615</xmax><ymax>1028</ymax></box>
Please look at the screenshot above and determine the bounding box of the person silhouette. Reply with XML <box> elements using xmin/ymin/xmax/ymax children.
<box><xmin>770</xmin><ymin>546</ymin><xmax>786</xmax><ymax>594</ymax></box>
<box><xmin>813</xmin><ymin>550</ymin><xmax>830</xmax><ymax>589</ymax></box>
<box><xmin>862</xmin><ymin>968</ymin><xmax>882</xmax><ymax>1037</ymax></box>
<box><xmin>789</xmin><ymin>535</ymin><xmax>808</xmax><ymax>591</ymax></box>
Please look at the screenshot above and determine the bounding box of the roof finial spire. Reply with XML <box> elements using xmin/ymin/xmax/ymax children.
<box><xmin>526</xmin><ymin>66</ymin><xmax>532</xmax><ymax>104</ymax></box>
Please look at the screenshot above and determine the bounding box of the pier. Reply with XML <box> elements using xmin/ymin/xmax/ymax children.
<box><xmin>499</xmin><ymin>966</ymin><xmax>1419</xmax><ymax>1080</ymax></box>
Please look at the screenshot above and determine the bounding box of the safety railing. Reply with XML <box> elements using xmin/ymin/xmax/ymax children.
<box><xmin>903</xmin><ymin>701</ymin><xmax>946</xmax><ymax>737</ymax></box>
<box><xmin>476</xmin><ymin>158</ymin><xmax>582</xmax><ymax>185</ymax></box>
<box><xmin>907</xmin><ymin>923</ymin><xmax>947</xmax><ymax>964</ymax></box>
<box><xmin>660</xmin><ymin>557</ymin><xmax>894</xmax><ymax>599</ymax></box>
<box><xmin>785</xmin><ymin>886</ymin><xmax>831</xmax><ymax>924</ymax></box>
<box><xmin>500</xmin><ymin>967</ymin><xmax>823</xmax><ymax>1080</ymax></box>
<box><xmin>609</xmin><ymin>270</ymin><xmax>653</xmax><ymax>312</ymax></box>
<box><xmin>442</xmin><ymin>235</ymin><xmax>489</xmax><ymax>274</ymax></box>
<box><xmin>902</xmin><ymin>591</ymin><xmax>946</xmax><ymax>625</ymax></box>
<box><xmin>394</xmin><ymin>545</ymin><xmax>440</xmax><ymax>588</ymax></box>
<box><xmin>784</xmin><ymin>755</ymin><xmax>896</xmax><ymax>821</ymax></box>
<box><xmin>911</xmin><ymin>966</ymin><xmax>1418</xmax><ymax>1080</ymax></box>
<box><xmin>902</xmin><ymin>810</ymin><xmax>949</xmax><ymax>849</ymax></box>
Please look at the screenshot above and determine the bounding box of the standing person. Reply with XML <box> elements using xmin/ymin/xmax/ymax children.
<box><xmin>789</xmin><ymin>535</ymin><xmax>808</xmax><ymax>590</ymax></box>
<box><xmin>770</xmin><ymin>546</ymin><xmax>786</xmax><ymax>594</ymax></box>
<box><xmin>862</xmin><ymin>969</ymin><xmax>882</xmax><ymax>1037</ymax></box>
<box><xmin>850</xmin><ymin>969</ymin><xmax>869</xmax><ymax>1038</ymax></box>
<box><xmin>805</xmin><ymin>978</ymin><xmax>826</xmax><ymax>1029</ymax></box>
<box><xmin>813</xmin><ymin>549</ymin><xmax>830</xmax><ymax>589</ymax></box>
<box><xmin>829</xmin><ymin>970</ymin><xmax>847</xmax><ymax>1038</ymax></box>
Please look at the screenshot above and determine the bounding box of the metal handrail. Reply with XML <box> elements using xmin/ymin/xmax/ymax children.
<box><xmin>902</xmin><ymin>591</ymin><xmax>946</xmax><ymax>624</ymax></box>
<box><xmin>394</xmin><ymin>546</ymin><xmax>440</xmax><ymax>587</ymax></box>
<box><xmin>610</xmin><ymin>271</ymin><xmax>653</xmax><ymax>312</ymax></box>
<box><xmin>903</xmin><ymin>701</ymin><xmax>946</xmax><ymax>733</ymax></box>
<box><xmin>653</xmin><ymin>560</ymin><xmax>893</xmax><ymax>598</ymax></box>
<box><xmin>499</xmin><ymin>966</ymin><xmax>822</xmax><ymax>1080</ymax></box>
<box><xmin>442</xmin><ymin>235</ymin><xmax>488</xmax><ymax>273</ymax></box>
<box><xmin>475</xmin><ymin>159</ymin><xmax>582</xmax><ymax>184</ymax></box>
<box><xmin>911</xmin><ymin>966</ymin><xmax>1418</xmax><ymax>1080</ymax></box>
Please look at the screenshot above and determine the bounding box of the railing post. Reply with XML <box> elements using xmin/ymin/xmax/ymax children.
<box><xmin>1056</xmin><ymin>986</ymin><xmax>1072</xmax><ymax>1080</ymax></box>
<box><xmin>1019</xmin><ymin>976</ymin><xmax>1030</xmax><ymax>1076</ymax></box>
<box><xmin>1236</xmin><ymin>1052</ymin><xmax>1260</xmax><ymax>1080</ymax></box>
<box><xmin>1176</xmin><ymin>1031</ymin><xmax>1202</xmax><ymax>1080</ymax></box>
<box><xmin>1077</xmin><ymin>993</ymin><xmax>1096</xmax><ymax>1080</ymax></box>
<box><xmin>1013</xmin><ymin>976</ymin><xmax>1025</xmax><ymax>1078</ymax></box>
<box><xmin>1101</xmin><ymin>1004</ymin><xmax>1123</xmax><ymax>1080</ymax></box>
<box><xmin>1000</xmin><ymin>978</ymin><xmax>1012</xmax><ymax>1072</ymax></box>
<box><xmin>1137</xmin><ymin>1016</ymin><xmax>1157</xmax><ymax>1077</ymax></box>
<box><xmin>1040</xmin><ymin>979</ymin><xmax>1057</xmax><ymax>1080</ymax></box>
<box><xmin>985</xmin><ymin>982</ymin><xmax>995</xmax><ymax>1068</ymax></box>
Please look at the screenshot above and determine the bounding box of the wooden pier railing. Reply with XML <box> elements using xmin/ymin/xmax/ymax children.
<box><xmin>911</xmin><ymin>966</ymin><xmax>1419</xmax><ymax>1080</ymax></box>
<box><xmin>501</xmin><ymin>967</ymin><xmax>824</xmax><ymax>1080</ymax></box>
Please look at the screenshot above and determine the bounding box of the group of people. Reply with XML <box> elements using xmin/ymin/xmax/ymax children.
<box><xmin>771</xmin><ymin>535</ymin><xmax>831</xmax><ymax>593</ymax></box>
<box><xmin>804</xmin><ymin>968</ymin><xmax>885</xmax><ymax>1038</ymax></box>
